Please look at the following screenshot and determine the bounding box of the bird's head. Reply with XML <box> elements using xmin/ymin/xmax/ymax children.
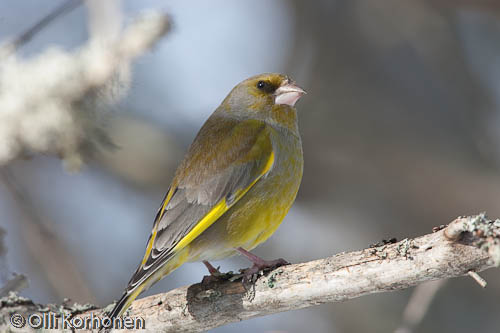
<box><xmin>220</xmin><ymin>73</ymin><xmax>306</xmax><ymax>127</ymax></box>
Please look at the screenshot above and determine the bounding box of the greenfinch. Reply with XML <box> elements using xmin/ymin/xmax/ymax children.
<box><xmin>108</xmin><ymin>73</ymin><xmax>306</xmax><ymax>318</ymax></box>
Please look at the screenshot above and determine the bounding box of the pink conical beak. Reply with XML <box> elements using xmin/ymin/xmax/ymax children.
<box><xmin>274</xmin><ymin>80</ymin><xmax>306</xmax><ymax>107</ymax></box>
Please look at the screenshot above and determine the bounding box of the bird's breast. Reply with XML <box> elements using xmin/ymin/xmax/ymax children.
<box><xmin>186</xmin><ymin>127</ymin><xmax>303</xmax><ymax>261</ymax></box>
<box><xmin>227</xmin><ymin>128</ymin><xmax>303</xmax><ymax>249</ymax></box>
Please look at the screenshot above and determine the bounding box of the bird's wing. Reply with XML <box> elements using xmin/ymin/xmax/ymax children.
<box><xmin>126</xmin><ymin>116</ymin><xmax>275</xmax><ymax>289</ymax></box>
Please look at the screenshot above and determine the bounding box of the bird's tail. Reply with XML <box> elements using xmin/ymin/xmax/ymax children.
<box><xmin>106</xmin><ymin>249</ymin><xmax>189</xmax><ymax>320</ymax></box>
<box><xmin>107</xmin><ymin>285</ymin><xmax>145</xmax><ymax>319</ymax></box>
<box><xmin>99</xmin><ymin>276</ymin><xmax>153</xmax><ymax>333</ymax></box>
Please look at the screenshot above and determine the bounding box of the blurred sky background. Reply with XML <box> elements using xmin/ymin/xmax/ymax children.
<box><xmin>1</xmin><ymin>1</ymin><xmax>500</xmax><ymax>332</ymax></box>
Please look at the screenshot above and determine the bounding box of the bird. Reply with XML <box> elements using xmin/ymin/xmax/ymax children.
<box><xmin>107</xmin><ymin>73</ymin><xmax>306</xmax><ymax>319</ymax></box>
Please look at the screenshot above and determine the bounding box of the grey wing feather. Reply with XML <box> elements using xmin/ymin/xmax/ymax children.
<box><xmin>127</xmin><ymin>159</ymin><xmax>261</xmax><ymax>288</ymax></box>
<box><xmin>153</xmin><ymin>162</ymin><xmax>256</xmax><ymax>253</ymax></box>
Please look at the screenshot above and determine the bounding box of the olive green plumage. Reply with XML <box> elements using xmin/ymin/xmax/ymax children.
<box><xmin>109</xmin><ymin>73</ymin><xmax>305</xmax><ymax>318</ymax></box>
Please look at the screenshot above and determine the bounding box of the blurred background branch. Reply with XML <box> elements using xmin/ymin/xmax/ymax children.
<box><xmin>0</xmin><ymin>168</ymin><xmax>96</xmax><ymax>302</ymax></box>
<box><xmin>0</xmin><ymin>0</ymin><xmax>173</xmax><ymax>318</ymax></box>
<box><xmin>394</xmin><ymin>280</ymin><xmax>448</xmax><ymax>333</ymax></box>
<box><xmin>0</xmin><ymin>0</ymin><xmax>170</xmax><ymax>170</ymax></box>
<box><xmin>1</xmin><ymin>0</ymin><xmax>83</xmax><ymax>56</ymax></box>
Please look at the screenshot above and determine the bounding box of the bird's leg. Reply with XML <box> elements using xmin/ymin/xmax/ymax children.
<box><xmin>202</xmin><ymin>260</ymin><xmax>221</xmax><ymax>276</ymax></box>
<box><xmin>236</xmin><ymin>247</ymin><xmax>289</xmax><ymax>278</ymax></box>
<box><xmin>201</xmin><ymin>260</ymin><xmax>226</xmax><ymax>285</ymax></box>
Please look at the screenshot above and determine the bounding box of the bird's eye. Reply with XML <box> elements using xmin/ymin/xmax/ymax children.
<box><xmin>256</xmin><ymin>80</ymin><xmax>277</xmax><ymax>94</ymax></box>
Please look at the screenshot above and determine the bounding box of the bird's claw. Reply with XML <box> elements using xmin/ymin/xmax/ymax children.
<box><xmin>201</xmin><ymin>264</ymin><xmax>237</xmax><ymax>286</ymax></box>
<box><xmin>239</xmin><ymin>258</ymin><xmax>290</xmax><ymax>283</ymax></box>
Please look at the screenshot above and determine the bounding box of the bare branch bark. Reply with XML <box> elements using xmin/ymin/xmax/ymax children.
<box><xmin>1</xmin><ymin>214</ymin><xmax>499</xmax><ymax>332</ymax></box>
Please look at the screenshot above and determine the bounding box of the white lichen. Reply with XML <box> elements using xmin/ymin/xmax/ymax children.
<box><xmin>0</xmin><ymin>9</ymin><xmax>170</xmax><ymax>170</ymax></box>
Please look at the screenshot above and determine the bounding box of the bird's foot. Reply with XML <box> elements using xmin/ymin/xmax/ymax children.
<box><xmin>236</xmin><ymin>247</ymin><xmax>290</xmax><ymax>282</ymax></box>
<box><xmin>201</xmin><ymin>260</ymin><xmax>223</xmax><ymax>284</ymax></box>
<box><xmin>201</xmin><ymin>261</ymin><xmax>235</xmax><ymax>285</ymax></box>
<box><xmin>203</xmin><ymin>260</ymin><xmax>222</xmax><ymax>276</ymax></box>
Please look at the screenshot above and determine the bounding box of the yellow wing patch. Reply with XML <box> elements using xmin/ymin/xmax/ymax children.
<box><xmin>172</xmin><ymin>150</ymin><xmax>275</xmax><ymax>253</ymax></box>
<box><xmin>172</xmin><ymin>199</ymin><xmax>229</xmax><ymax>252</ymax></box>
<box><xmin>140</xmin><ymin>187</ymin><xmax>177</xmax><ymax>266</ymax></box>
<box><xmin>261</xmin><ymin>149</ymin><xmax>275</xmax><ymax>174</ymax></box>
<box><xmin>140</xmin><ymin>229</ymin><xmax>157</xmax><ymax>266</ymax></box>
<box><xmin>159</xmin><ymin>187</ymin><xmax>177</xmax><ymax>220</ymax></box>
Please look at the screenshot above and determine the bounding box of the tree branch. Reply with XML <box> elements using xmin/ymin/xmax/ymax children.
<box><xmin>1</xmin><ymin>214</ymin><xmax>499</xmax><ymax>332</ymax></box>
<box><xmin>0</xmin><ymin>8</ymin><xmax>171</xmax><ymax>170</ymax></box>
<box><xmin>5</xmin><ymin>0</ymin><xmax>83</xmax><ymax>54</ymax></box>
